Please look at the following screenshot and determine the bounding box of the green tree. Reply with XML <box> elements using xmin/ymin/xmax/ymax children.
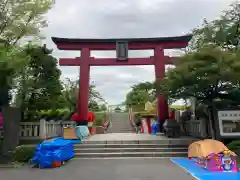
<box><xmin>125</xmin><ymin>81</ymin><xmax>155</xmax><ymax>111</ymax></box>
<box><xmin>89</xmin><ymin>101</ymin><xmax>100</xmax><ymax>112</ymax></box>
<box><xmin>14</xmin><ymin>45</ymin><xmax>63</xmax><ymax>121</ymax></box>
<box><xmin>0</xmin><ymin>45</ymin><xmax>29</xmax><ymax>107</ymax></box>
<box><xmin>189</xmin><ymin>1</ymin><xmax>240</xmax><ymax>51</ymax></box>
<box><xmin>0</xmin><ymin>0</ymin><xmax>54</xmax><ymax>107</ymax></box>
<box><xmin>158</xmin><ymin>1</ymin><xmax>240</xmax><ymax>138</ymax></box>
<box><xmin>160</xmin><ymin>47</ymin><xmax>240</xmax><ymax>103</ymax></box>
<box><xmin>0</xmin><ymin>0</ymin><xmax>54</xmax><ymax>157</ymax></box>
<box><xmin>99</xmin><ymin>104</ymin><xmax>107</xmax><ymax>111</ymax></box>
<box><xmin>62</xmin><ymin>79</ymin><xmax>105</xmax><ymax>112</ymax></box>
<box><xmin>158</xmin><ymin>46</ymin><xmax>240</xmax><ymax>137</ymax></box>
<box><xmin>0</xmin><ymin>0</ymin><xmax>54</xmax><ymax>45</ymax></box>
<box><xmin>125</xmin><ymin>89</ymin><xmax>154</xmax><ymax>111</ymax></box>
<box><xmin>132</xmin><ymin>82</ymin><xmax>155</xmax><ymax>94</ymax></box>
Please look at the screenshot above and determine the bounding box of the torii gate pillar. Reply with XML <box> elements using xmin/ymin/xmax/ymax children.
<box><xmin>78</xmin><ymin>48</ymin><xmax>90</xmax><ymax>124</ymax></box>
<box><xmin>154</xmin><ymin>47</ymin><xmax>169</xmax><ymax>131</ymax></box>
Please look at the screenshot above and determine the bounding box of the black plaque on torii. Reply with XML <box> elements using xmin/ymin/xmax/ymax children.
<box><xmin>116</xmin><ymin>41</ymin><xmax>128</xmax><ymax>61</ymax></box>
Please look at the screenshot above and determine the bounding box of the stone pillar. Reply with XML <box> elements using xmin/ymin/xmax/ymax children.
<box><xmin>39</xmin><ymin>119</ymin><xmax>46</xmax><ymax>139</ymax></box>
<box><xmin>77</xmin><ymin>48</ymin><xmax>90</xmax><ymax>125</ymax></box>
<box><xmin>0</xmin><ymin>107</ymin><xmax>21</xmax><ymax>163</ymax></box>
<box><xmin>154</xmin><ymin>47</ymin><xmax>169</xmax><ymax>132</ymax></box>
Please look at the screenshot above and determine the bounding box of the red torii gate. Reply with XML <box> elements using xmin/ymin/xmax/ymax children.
<box><xmin>52</xmin><ymin>35</ymin><xmax>192</xmax><ymax>131</ymax></box>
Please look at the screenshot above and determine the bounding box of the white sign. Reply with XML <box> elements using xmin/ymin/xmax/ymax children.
<box><xmin>218</xmin><ymin>110</ymin><xmax>240</xmax><ymax>136</ymax></box>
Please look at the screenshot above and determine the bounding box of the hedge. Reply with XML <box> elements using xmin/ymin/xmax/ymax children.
<box><xmin>25</xmin><ymin>109</ymin><xmax>108</xmax><ymax>122</ymax></box>
<box><xmin>94</xmin><ymin>112</ymin><xmax>106</xmax><ymax>126</ymax></box>
<box><xmin>39</xmin><ymin>109</ymin><xmax>70</xmax><ymax>120</ymax></box>
<box><xmin>227</xmin><ymin>140</ymin><xmax>240</xmax><ymax>154</ymax></box>
<box><xmin>13</xmin><ymin>145</ymin><xmax>36</xmax><ymax>163</ymax></box>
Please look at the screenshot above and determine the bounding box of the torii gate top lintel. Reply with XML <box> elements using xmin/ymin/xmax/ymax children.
<box><xmin>51</xmin><ymin>34</ymin><xmax>192</xmax><ymax>50</ymax></box>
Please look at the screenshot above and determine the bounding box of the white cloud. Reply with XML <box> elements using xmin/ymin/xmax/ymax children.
<box><xmin>43</xmin><ymin>0</ymin><xmax>236</xmax><ymax>104</ymax></box>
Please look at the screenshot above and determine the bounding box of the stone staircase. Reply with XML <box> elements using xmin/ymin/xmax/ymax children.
<box><xmin>107</xmin><ymin>113</ymin><xmax>133</xmax><ymax>133</ymax></box>
<box><xmin>73</xmin><ymin>138</ymin><xmax>193</xmax><ymax>159</ymax></box>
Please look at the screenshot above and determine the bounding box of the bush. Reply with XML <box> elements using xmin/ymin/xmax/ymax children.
<box><xmin>94</xmin><ymin>112</ymin><xmax>105</xmax><ymax>126</ymax></box>
<box><xmin>227</xmin><ymin>140</ymin><xmax>240</xmax><ymax>156</ymax></box>
<box><xmin>39</xmin><ymin>109</ymin><xmax>70</xmax><ymax>121</ymax></box>
<box><xmin>13</xmin><ymin>145</ymin><xmax>36</xmax><ymax>163</ymax></box>
<box><xmin>23</xmin><ymin>109</ymin><xmax>71</xmax><ymax>122</ymax></box>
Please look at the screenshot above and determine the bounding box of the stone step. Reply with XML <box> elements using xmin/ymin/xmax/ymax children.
<box><xmin>73</xmin><ymin>157</ymin><xmax>182</xmax><ymax>160</ymax></box>
<box><xmin>109</xmin><ymin>129</ymin><xmax>132</xmax><ymax>130</ymax></box>
<box><xmin>74</xmin><ymin>143</ymin><xmax>188</xmax><ymax>149</ymax></box>
<box><xmin>74</xmin><ymin>147</ymin><xmax>187</xmax><ymax>153</ymax></box>
<box><xmin>74</xmin><ymin>152</ymin><xmax>187</xmax><ymax>158</ymax></box>
<box><xmin>82</xmin><ymin>139</ymin><xmax>195</xmax><ymax>145</ymax></box>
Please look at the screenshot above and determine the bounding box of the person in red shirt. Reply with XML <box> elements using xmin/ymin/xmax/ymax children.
<box><xmin>71</xmin><ymin>113</ymin><xmax>81</xmax><ymax>126</ymax></box>
<box><xmin>169</xmin><ymin>109</ymin><xmax>175</xmax><ymax>120</ymax></box>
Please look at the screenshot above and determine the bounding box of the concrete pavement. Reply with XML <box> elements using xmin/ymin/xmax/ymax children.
<box><xmin>0</xmin><ymin>159</ymin><xmax>194</xmax><ymax>180</ymax></box>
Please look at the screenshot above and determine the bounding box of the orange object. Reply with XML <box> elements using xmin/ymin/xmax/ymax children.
<box><xmin>188</xmin><ymin>139</ymin><xmax>236</xmax><ymax>158</ymax></box>
<box><xmin>52</xmin><ymin>161</ymin><xmax>62</xmax><ymax>168</ymax></box>
<box><xmin>63</xmin><ymin>127</ymin><xmax>78</xmax><ymax>139</ymax></box>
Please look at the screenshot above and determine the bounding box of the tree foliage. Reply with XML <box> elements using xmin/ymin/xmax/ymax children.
<box><xmin>62</xmin><ymin>78</ymin><xmax>106</xmax><ymax>112</ymax></box>
<box><xmin>0</xmin><ymin>0</ymin><xmax>54</xmax><ymax>45</ymax></box>
<box><xmin>125</xmin><ymin>82</ymin><xmax>155</xmax><ymax>111</ymax></box>
<box><xmin>159</xmin><ymin>46</ymin><xmax>240</xmax><ymax>105</ymax></box>
<box><xmin>14</xmin><ymin>45</ymin><xmax>63</xmax><ymax>121</ymax></box>
<box><xmin>160</xmin><ymin>1</ymin><xmax>240</xmax><ymax>105</ymax></box>
<box><xmin>0</xmin><ymin>0</ymin><xmax>54</xmax><ymax>107</ymax></box>
<box><xmin>189</xmin><ymin>1</ymin><xmax>240</xmax><ymax>51</ymax></box>
<box><xmin>0</xmin><ymin>45</ymin><xmax>29</xmax><ymax>106</ymax></box>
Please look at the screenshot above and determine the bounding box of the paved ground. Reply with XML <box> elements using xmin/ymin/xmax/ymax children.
<box><xmin>0</xmin><ymin>159</ymin><xmax>194</xmax><ymax>180</ymax></box>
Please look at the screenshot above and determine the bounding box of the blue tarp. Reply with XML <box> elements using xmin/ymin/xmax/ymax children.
<box><xmin>171</xmin><ymin>158</ymin><xmax>240</xmax><ymax>180</ymax></box>
<box><xmin>31</xmin><ymin>138</ymin><xmax>80</xmax><ymax>168</ymax></box>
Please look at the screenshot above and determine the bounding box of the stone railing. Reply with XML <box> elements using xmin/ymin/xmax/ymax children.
<box><xmin>174</xmin><ymin>110</ymin><xmax>211</xmax><ymax>138</ymax></box>
<box><xmin>182</xmin><ymin>119</ymin><xmax>212</xmax><ymax>138</ymax></box>
<box><xmin>0</xmin><ymin>122</ymin><xmax>42</xmax><ymax>140</ymax></box>
<box><xmin>0</xmin><ymin>120</ymin><xmax>63</xmax><ymax>140</ymax></box>
<box><xmin>0</xmin><ymin>119</ymin><xmax>108</xmax><ymax>141</ymax></box>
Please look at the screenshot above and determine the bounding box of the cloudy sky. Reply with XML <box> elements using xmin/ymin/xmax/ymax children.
<box><xmin>42</xmin><ymin>0</ymin><xmax>236</xmax><ymax>105</ymax></box>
